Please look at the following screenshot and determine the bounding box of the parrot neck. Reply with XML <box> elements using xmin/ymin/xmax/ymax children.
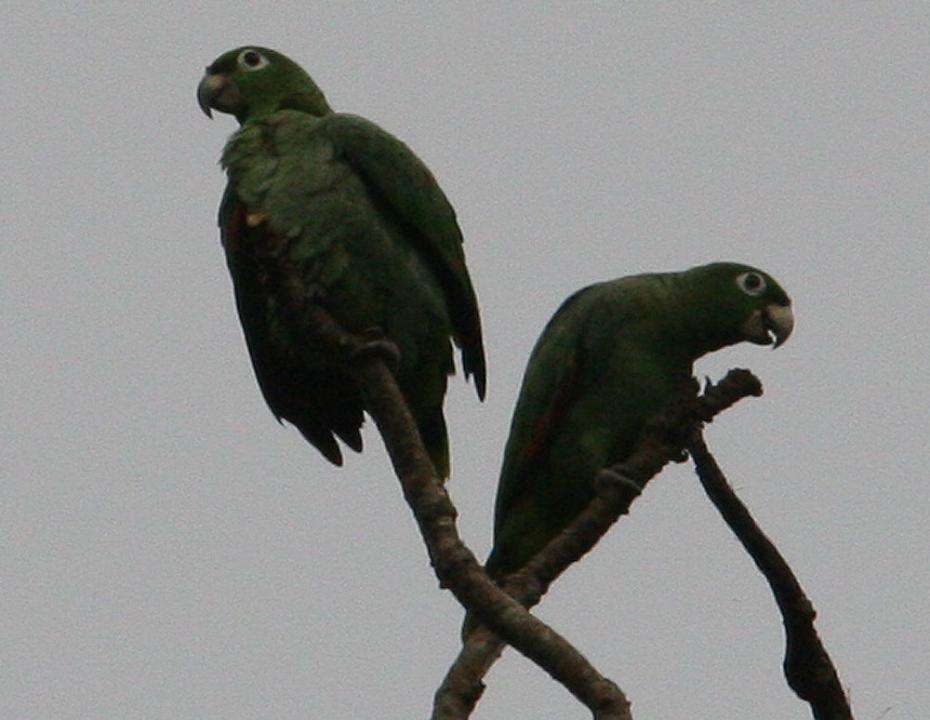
<box><xmin>237</xmin><ymin>90</ymin><xmax>332</xmax><ymax>125</ymax></box>
<box><xmin>662</xmin><ymin>272</ymin><xmax>748</xmax><ymax>359</ymax></box>
<box><xmin>279</xmin><ymin>90</ymin><xmax>332</xmax><ymax>117</ymax></box>
<box><xmin>673</xmin><ymin>307</ymin><xmax>744</xmax><ymax>359</ymax></box>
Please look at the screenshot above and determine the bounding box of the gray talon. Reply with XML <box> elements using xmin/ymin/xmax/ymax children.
<box><xmin>351</xmin><ymin>329</ymin><xmax>401</xmax><ymax>371</ymax></box>
<box><xmin>595</xmin><ymin>467</ymin><xmax>643</xmax><ymax>496</ymax></box>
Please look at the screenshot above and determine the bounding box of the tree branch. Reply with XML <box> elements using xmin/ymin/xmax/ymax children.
<box><xmin>688</xmin><ymin>432</ymin><xmax>853</xmax><ymax>720</ymax></box>
<box><xmin>275</xmin><ymin>270</ymin><xmax>632</xmax><ymax>719</ymax></box>
<box><xmin>348</xmin><ymin>322</ymin><xmax>632</xmax><ymax>719</ymax></box>
<box><xmin>434</xmin><ymin>370</ymin><xmax>764</xmax><ymax>719</ymax></box>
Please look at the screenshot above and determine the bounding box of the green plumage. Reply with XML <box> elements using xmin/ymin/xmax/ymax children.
<box><xmin>199</xmin><ymin>47</ymin><xmax>485</xmax><ymax>477</ymax></box>
<box><xmin>464</xmin><ymin>263</ymin><xmax>792</xmax><ymax>635</ymax></box>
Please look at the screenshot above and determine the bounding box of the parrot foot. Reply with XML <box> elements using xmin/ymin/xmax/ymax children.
<box><xmin>351</xmin><ymin>327</ymin><xmax>401</xmax><ymax>372</ymax></box>
<box><xmin>595</xmin><ymin>467</ymin><xmax>643</xmax><ymax>498</ymax></box>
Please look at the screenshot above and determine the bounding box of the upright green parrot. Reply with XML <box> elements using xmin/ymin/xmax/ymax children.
<box><xmin>464</xmin><ymin>262</ymin><xmax>792</xmax><ymax>635</ymax></box>
<box><xmin>197</xmin><ymin>47</ymin><xmax>486</xmax><ymax>478</ymax></box>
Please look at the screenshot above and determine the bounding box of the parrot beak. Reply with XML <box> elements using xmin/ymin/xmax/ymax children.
<box><xmin>197</xmin><ymin>72</ymin><xmax>242</xmax><ymax>119</ymax></box>
<box><xmin>741</xmin><ymin>303</ymin><xmax>794</xmax><ymax>348</ymax></box>
<box><xmin>766</xmin><ymin>304</ymin><xmax>794</xmax><ymax>348</ymax></box>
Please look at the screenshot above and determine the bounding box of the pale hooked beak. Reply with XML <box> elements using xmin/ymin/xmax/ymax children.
<box><xmin>197</xmin><ymin>72</ymin><xmax>242</xmax><ymax>118</ymax></box>
<box><xmin>741</xmin><ymin>304</ymin><xmax>794</xmax><ymax>348</ymax></box>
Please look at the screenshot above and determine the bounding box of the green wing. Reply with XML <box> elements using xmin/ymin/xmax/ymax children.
<box><xmin>323</xmin><ymin>113</ymin><xmax>486</xmax><ymax>398</ymax></box>
<box><xmin>491</xmin><ymin>287</ymin><xmax>594</xmax><ymax>538</ymax></box>
<box><xmin>486</xmin><ymin>281</ymin><xmax>653</xmax><ymax>575</ymax></box>
<box><xmin>218</xmin><ymin>185</ymin><xmax>365</xmax><ymax>465</ymax></box>
<box><xmin>462</xmin><ymin>287</ymin><xmax>594</xmax><ymax>635</ymax></box>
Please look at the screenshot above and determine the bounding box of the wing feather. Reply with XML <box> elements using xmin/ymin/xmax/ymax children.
<box><xmin>324</xmin><ymin>114</ymin><xmax>487</xmax><ymax>398</ymax></box>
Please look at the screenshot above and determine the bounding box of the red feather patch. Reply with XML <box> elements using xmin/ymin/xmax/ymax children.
<box><xmin>521</xmin><ymin>354</ymin><xmax>578</xmax><ymax>465</ymax></box>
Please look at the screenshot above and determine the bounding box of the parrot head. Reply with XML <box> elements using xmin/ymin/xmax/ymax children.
<box><xmin>681</xmin><ymin>262</ymin><xmax>794</xmax><ymax>351</ymax></box>
<box><xmin>197</xmin><ymin>46</ymin><xmax>331</xmax><ymax>123</ymax></box>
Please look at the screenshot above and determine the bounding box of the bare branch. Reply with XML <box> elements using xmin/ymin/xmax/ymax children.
<box><xmin>432</xmin><ymin>625</ymin><xmax>502</xmax><ymax>720</ymax></box>
<box><xmin>274</xmin><ymin>267</ymin><xmax>632</xmax><ymax>719</ymax></box>
<box><xmin>435</xmin><ymin>370</ymin><xmax>763</xmax><ymax>718</ymax></box>
<box><xmin>688</xmin><ymin>432</ymin><xmax>854</xmax><ymax>720</ymax></box>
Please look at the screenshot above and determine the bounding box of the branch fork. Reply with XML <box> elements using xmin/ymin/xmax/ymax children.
<box><xmin>276</xmin><ymin>266</ymin><xmax>850</xmax><ymax>720</ymax></box>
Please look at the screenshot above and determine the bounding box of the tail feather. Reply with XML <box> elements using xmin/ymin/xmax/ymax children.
<box><xmin>295</xmin><ymin>423</ymin><xmax>344</xmax><ymax>467</ymax></box>
<box><xmin>418</xmin><ymin>406</ymin><xmax>450</xmax><ymax>480</ymax></box>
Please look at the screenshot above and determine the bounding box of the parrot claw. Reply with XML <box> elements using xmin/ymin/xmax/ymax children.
<box><xmin>351</xmin><ymin>327</ymin><xmax>401</xmax><ymax>372</ymax></box>
<box><xmin>595</xmin><ymin>467</ymin><xmax>643</xmax><ymax>497</ymax></box>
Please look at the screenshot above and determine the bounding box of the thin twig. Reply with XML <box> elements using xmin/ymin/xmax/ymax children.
<box><xmin>688</xmin><ymin>433</ymin><xmax>853</xmax><ymax>720</ymax></box>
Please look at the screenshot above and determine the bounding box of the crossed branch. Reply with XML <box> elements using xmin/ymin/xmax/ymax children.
<box><xmin>279</xmin><ymin>264</ymin><xmax>851</xmax><ymax>720</ymax></box>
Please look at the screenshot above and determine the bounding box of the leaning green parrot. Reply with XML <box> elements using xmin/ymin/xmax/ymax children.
<box><xmin>463</xmin><ymin>262</ymin><xmax>792</xmax><ymax>635</ymax></box>
<box><xmin>197</xmin><ymin>47</ymin><xmax>486</xmax><ymax>478</ymax></box>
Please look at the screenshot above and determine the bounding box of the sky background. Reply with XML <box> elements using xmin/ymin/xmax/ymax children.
<box><xmin>4</xmin><ymin>2</ymin><xmax>929</xmax><ymax>718</ymax></box>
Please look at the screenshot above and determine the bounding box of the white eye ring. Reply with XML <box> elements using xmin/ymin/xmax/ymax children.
<box><xmin>237</xmin><ymin>49</ymin><xmax>269</xmax><ymax>71</ymax></box>
<box><xmin>736</xmin><ymin>271</ymin><xmax>766</xmax><ymax>296</ymax></box>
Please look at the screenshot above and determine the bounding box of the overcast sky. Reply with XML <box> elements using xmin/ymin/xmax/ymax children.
<box><xmin>4</xmin><ymin>2</ymin><xmax>929</xmax><ymax>718</ymax></box>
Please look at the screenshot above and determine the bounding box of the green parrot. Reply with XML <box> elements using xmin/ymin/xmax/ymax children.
<box><xmin>464</xmin><ymin>262</ymin><xmax>792</xmax><ymax>635</ymax></box>
<box><xmin>197</xmin><ymin>47</ymin><xmax>486</xmax><ymax>478</ymax></box>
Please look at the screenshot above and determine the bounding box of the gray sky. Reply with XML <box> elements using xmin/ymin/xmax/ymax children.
<box><xmin>4</xmin><ymin>2</ymin><xmax>928</xmax><ymax>718</ymax></box>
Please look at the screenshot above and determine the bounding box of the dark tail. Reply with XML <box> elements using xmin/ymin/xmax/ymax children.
<box><xmin>418</xmin><ymin>405</ymin><xmax>450</xmax><ymax>480</ymax></box>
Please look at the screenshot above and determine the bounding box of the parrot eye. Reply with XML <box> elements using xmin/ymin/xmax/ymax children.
<box><xmin>736</xmin><ymin>272</ymin><xmax>766</xmax><ymax>296</ymax></box>
<box><xmin>237</xmin><ymin>49</ymin><xmax>270</xmax><ymax>71</ymax></box>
